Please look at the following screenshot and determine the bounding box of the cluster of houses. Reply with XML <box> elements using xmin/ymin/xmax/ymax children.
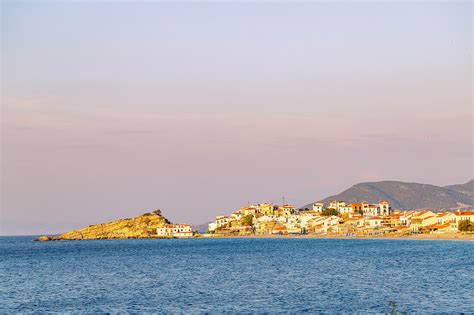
<box><xmin>154</xmin><ymin>200</ymin><xmax>474</xmax><ymax>238</ymax></box>
<box><xmin>317</xmin><ymin>200</ymin><xmax>391</xmax><ymax>216</ymax></box>
<box><xmin>207</xmin><ymin>201</ymin><xmax>474</xmax><ymax>236</ymax></box>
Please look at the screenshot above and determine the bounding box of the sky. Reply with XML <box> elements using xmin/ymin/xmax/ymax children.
<box><xmin>1</xmin><ymin>1</ymin><xmax>473</xmax><ymax>235</ymax></box>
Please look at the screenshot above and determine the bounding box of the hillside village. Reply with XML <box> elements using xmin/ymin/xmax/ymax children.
<box><xmin>156</xmin><ymin>179</ymin><xmax>474</xmax><ymax>238</ymax></box>
<box><xmin>200</xmin><ymin>200</ymin><xmax>474</xmax><ymax>238</ymax></box>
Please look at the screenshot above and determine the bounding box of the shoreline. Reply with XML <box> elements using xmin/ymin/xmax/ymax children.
<box><xmin>27</xmin><ymin>233</ymin><xmax>474</xmax><ymax>242</ymax></box>
<box><xmin>203</xmin><ymin>233</ymin><xmax>474</xmax><ymax>241</ymax></box>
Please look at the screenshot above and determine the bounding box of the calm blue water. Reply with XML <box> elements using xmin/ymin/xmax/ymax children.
<box><xmin>1</xmin><ymin>236</ymin><xmax>473</xmax><ymax>313</ymax></box>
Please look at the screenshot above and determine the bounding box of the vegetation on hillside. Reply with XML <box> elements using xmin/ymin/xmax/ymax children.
<box><xmin>241</xmin><ymin>215</ymin><xmax>254</xmax><ymax>226</ymax></box>
<box><xmin>321</xmin><ymin>208</ymin><xmax>340</xmax><ymax>216</ymax></box>
<box><xmin>37</xmin><ymin>210</ymin><xmax>169</xmax><ymax>241</ymax></box>
<box><xmin>458</xmin><ymin>220</ymin><xmax>474</xmax><ymax>232</ymax></box>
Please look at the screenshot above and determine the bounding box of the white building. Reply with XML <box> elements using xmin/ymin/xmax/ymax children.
<box><xmin>216</xmin><ymin>215</ymin><xmax>233</xmax><ymax>227</ymax></box>
<box><xmin>231</xmin><ymin>211</ymin><xmax>242</xmax><ymax>220</ymax></box>
<box><xmin>379</xmin><ymin>200</ymin><xmax>391</xmax><ymax>215</ymax></box>
<box><xmin>256</xmin><ymin>215</ymin><xmax>274</xmax><ymax>223</ymax></box>
<box><xmin>312</xmin><ymin>203</ymin><xmax>324</xmax><ymax>212</ymax></box>
<box><xmin>328</xmin><ymin>201</ymin><xmax>346</xmax><ymax>211</ymax></box>
<box><xmin>365</xmin><ymin>217</ymin><xmax>384</xmax><ymax>228</ymax></box>
<box><xmin>339</xmin><ymin>205</ymin><xmax>353</xmax><ymax>214</ymax></box>
<box><xmin>299</xmin><ymin>212</ymin><xmax>319</xmax><ymax>228</ymax></box>
<box><xmin>450</xmin><ymin>211</ymin><xmax>474</xmax><ymax>231</ymax></box>
<box><xmin>208</xmin><ymin>222</ymin><xmax>217</xmax><ymax>232</ymax></box>
<box><xmin>400</xmin><ymin>211</ymin><xmax>418</xmax><ymax>226</ymax></box>
<box><xmin>358</xmin><ymin>201</ymin><xmax>391</xmax><ymax>217</ymax></box>
<box><xmin>368</xmin><ymin>204</ymin><xmax>379</xmax><ymax>216</ymax></box>
<box><xmin>208</xmin><ymin>215</ymin><xmax>234</xmax><ymax>232</ymax></box>
<box><xmin>278</xmin><ymin>204</ymin><xmax>296</xmax><ymax>216</ymax></box>
<box><xmin>285</xmin><ymin>215</ymin><xmax>302</xmax><ymax>232</ymax></box>
<box><xmin>310</xmin><ymin>216</ymin><xmax>340</xmax><ymax>234</ymax></box>
<box><xmin>157</xmin><ymin>224</ymin><xmax>193</xmax><ymax>238</ymax></box>
<box><xmin>240</xmin><ymin>206</ymin><xmax>257</xmax><ymax>216</ymax></box>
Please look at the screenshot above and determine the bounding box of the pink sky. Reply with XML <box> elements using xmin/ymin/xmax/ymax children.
<box><xmin>1</xmin><ymin>2</ymin><xmax>472</xmax><ymax>235</ymax></box>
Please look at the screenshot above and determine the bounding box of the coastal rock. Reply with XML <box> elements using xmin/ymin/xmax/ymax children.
<box><xmin>34</xmin><ymin>235</ymin><xmax>51</xmax><ymax>242</ymax></box>
<box><xmin>45</xmin><ymin>210</ymin><xmax>170</xmax><ymax>241</ymax></box>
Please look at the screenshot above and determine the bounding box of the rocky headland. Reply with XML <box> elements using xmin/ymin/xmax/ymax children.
<box><xmin>35</xmin><ymin>209</ymin><xmax>170</xmax><ymax>241</ymax></box>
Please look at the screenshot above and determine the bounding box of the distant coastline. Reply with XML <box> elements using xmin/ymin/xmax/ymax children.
<box><xmin>31</xmin><ymin>232</ymin><xmax>474</xmax><ymax>242</ymax></box>
<box><xmin>32</xmin><ymin>179</ymin><xmax>474</xmax><ymax>242</ymax></box>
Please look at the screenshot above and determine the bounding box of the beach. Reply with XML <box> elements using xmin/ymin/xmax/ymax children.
<box><xmin>204</xmin><ymin>233</ymin><xmax>474</xmax><ymax>241</ymax></box>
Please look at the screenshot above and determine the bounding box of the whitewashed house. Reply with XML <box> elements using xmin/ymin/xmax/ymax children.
<box><xmin>157</xmin><ymin>224</ymin><xmax>193</xmax><ymax>238</ymax></box>
<box><xmin>312</xmin><ymin>202</ymin><xmax>324</xmax><ymax>212</ymax></box>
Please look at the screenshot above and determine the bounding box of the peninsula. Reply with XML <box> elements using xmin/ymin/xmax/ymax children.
<box><xmin>36</xmin><ymin>209</ymin><xmax>171</xmax><ymax>241</ymax></box>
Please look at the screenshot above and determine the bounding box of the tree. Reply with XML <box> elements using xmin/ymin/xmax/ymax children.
<box><xmin>241</xmin><ymin>215</ymin><xmax>254</xmax><ymax>226</ymax></box>
<box><xmin>458</xmin><ymin>220</ymin><xmax>474</xmax><ymax>232</ymax></box>
<box><xmin>321</xmin><ymin>208</ymin><xmax>339</xmax><ymax>216</ymax></box>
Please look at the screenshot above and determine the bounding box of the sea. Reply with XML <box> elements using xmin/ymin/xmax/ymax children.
<box><xmin>1</xmin><ymin>236</ymin><xmax>473</xmax><ymax>313</ymax></box>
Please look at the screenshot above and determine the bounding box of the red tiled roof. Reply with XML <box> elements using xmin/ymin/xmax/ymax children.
<box><xmin>425</xmin><ymin>223</ymin><xmax>450</xmax><ymax>229</ymax></box>
<box><xmin>454</xmin><ymin>211</ymin><xmax>474</xmax><ymax>216</ymax></box>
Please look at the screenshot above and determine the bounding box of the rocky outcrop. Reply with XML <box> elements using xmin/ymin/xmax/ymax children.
<box><xmin>35</xmin><ymin>209</ymin><xmax>170</xmax><ymax>241</ymax></box>
<box><xmin>35</xmin><ymin>235</ymin><xmax>52</xmax><ymax>242</ymax></box>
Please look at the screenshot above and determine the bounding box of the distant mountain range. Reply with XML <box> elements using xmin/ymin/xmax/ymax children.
<box><xmin>301</xmin><ymin>180</ymin><xmax>474</xmax><ymax>211</ymax></box>
<box><xmin>192</xmin><ymin>222</ymin><xmax>212</xmax><ymax>234</ymax></box>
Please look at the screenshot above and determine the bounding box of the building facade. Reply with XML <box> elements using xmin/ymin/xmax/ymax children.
<box><xmin>157</xmin><ymin>224</ymin><xmax>193</xmax><ymax>238</ymax></box>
